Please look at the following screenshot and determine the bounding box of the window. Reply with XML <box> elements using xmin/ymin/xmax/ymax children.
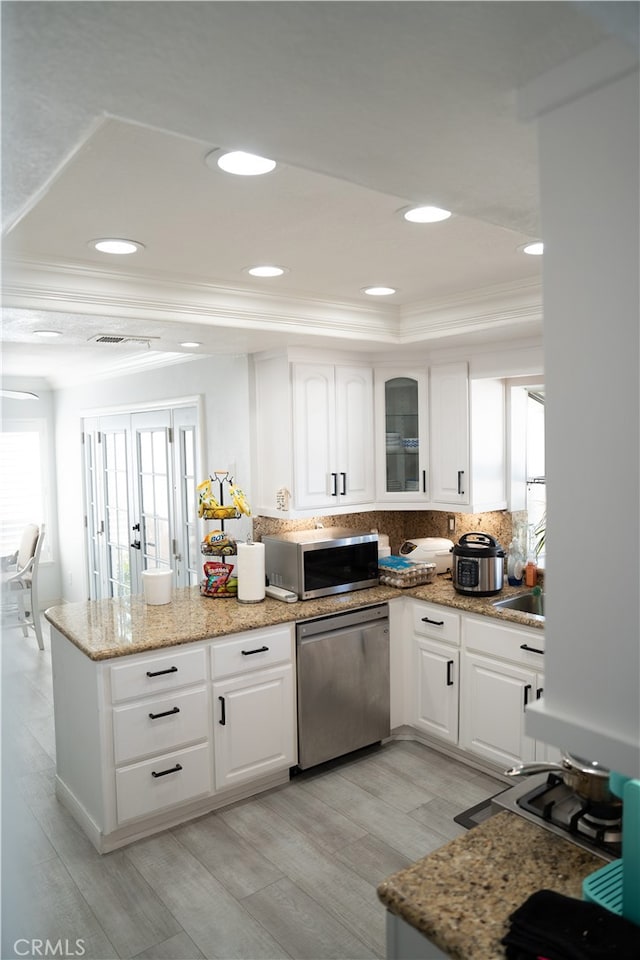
<box><xmin>0</xmin><ymin>420</ymin><xmax>50</xmax><ymax>558</ymax></box>
<box><xmin>526</xmin><ymin>391</ymin><xmax>546</xmax><ymax>564</ymax></box>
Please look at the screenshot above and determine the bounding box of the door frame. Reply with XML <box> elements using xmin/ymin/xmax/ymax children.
<box><xmin>81</xmin><ymin>395</ymin><xmax>205</xmax><ymax>600</ymax></box>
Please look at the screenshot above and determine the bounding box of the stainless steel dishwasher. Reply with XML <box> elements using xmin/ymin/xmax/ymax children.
<box><xmin>296</xmin><ymin>603</ymin><xmax>390</xmax><ymax>770</ymax></box>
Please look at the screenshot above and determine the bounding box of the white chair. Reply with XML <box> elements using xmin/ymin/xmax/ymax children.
<box><xmin>1</xmin><ymin>523</ymin><xmax>46</xmax><ymax>650</ymax></box>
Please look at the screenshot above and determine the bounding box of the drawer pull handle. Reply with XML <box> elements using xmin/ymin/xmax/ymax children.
<box><xmin>520</xmin><ymin>643</ymin><xmax>544</xmax><ymax>655</ymax></box>
<box><xmin>148</xmin><ymin>706</ymin><xmax>180</xmax><ymax>720</ymax></box>
<box><xmin>219</xmin><ymin>695</ymin><xmax>226</xmax><ymax>725</ymax></box>
<box><xmin>421</xmin><ymin>617</ymin><xmax>444</xmax><ymax>626</ymax></box>
<box><xmin>523</xmin><ymin>683</ymin><xmax>532</xmax><ymax>708</ymax></box>
<box><xmin>241</xmin><ymin>645</ymin><xmax>269</xmax><ymax>656</ymax></box>
<box><xmin>151</xmin><ymin>763</ymin><xmax>182</xmax><ymax>779</ymax></box>
<box><xmin>146</xmin><ymin>665</ymin><xmax>178</xmax><ymax>678</ymax></box>
<box><xmin>446</xmin><ymin>659</ymin><xmax>454</xmax><ymax>686</ymax></box>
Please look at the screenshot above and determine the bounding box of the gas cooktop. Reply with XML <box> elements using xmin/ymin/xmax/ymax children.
<box><xmin>492</xmin><ymin>772</ymin><xmax>620</xmax><ymax>862</ymax></box>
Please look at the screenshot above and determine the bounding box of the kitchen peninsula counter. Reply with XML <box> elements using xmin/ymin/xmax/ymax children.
<box><xmin>45</xmin><ymin>577</ymin><xmax>541</xmax><ymax>661</ymax></box>
<box><xmin>377</xmin><ymin>810</ymin><xmax>604</xmax><ymax>960</ymax></box>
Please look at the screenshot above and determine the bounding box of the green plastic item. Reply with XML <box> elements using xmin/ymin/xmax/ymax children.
<box><xmin>582</xmin><ymin>776</ymin><xmax>640</xmax><ymax>926</ymax></box>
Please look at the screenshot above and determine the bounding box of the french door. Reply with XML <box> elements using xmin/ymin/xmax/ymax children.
<box><xmin>83</xmin><ymin>405</ymin><xmax>199</xmax><ymax>600</ymax></box>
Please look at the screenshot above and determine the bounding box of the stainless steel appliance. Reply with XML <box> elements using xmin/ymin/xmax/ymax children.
<box><xmin>295</xmin><ymin>603</ymin><xmax>389</xmax><ymax>770</ymax></box>
<box><xmin>451</xmin><ymin>532</ymin><xmax>505</xmax><ymax>596</ymax></box>
<box><xmin>492</xmin><ymin>773</ymin><xmax>622</xmax><ymax>861</ymax></box>
<box><xmin>263</xmin><ymin>527</ymin><xmax>378</xmax><ymax>600</ymax></box>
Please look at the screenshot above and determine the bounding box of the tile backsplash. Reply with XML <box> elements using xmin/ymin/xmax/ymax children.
<box><xmin>253</xmin><ymin>510</ymin><xmax>523</xmax><ymax>555</ymax></box>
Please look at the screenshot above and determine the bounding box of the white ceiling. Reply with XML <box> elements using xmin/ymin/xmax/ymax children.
<box><xmin>1</xmin><ymin>1</ymin><xmax>637</xmax><ymax>388</ymax></box>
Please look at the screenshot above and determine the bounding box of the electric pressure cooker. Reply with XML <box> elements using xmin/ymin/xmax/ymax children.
<box><xmin>451</xmin><ymin>532</ymin><xmax>505</xmax><ymax>596</ymax></box>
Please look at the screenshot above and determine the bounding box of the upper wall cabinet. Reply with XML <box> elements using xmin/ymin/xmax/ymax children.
<box><xmin>251</xmin><ymin>353</ymin><xmax>374</xmax><ymax>516</ymax></box>
<box><xmin>292</xmin><ymin>363</ymin><xmax>374</xmax><ymax>510</ymax></box>
<box><xmin>374</xmin><ymin>361</ymin><xmax>506</xmax><ymax>513</ymax></box>
<box><xmin>374</xmin><ymin>369</ymin><xmax>429</xmax><ymax>502</ymax></box>
<box><xmin>430</xmin><ymin>363</ymin><xmax>506</xmax><ymax>512</ymax></box>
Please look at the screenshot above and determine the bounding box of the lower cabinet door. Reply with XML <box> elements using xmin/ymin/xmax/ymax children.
<box><xmin>115</xmin><ymin>741</ymin><xmax>212</xmax><ymax>824</ymax></box>
<box><xmin>459</xmin><ymin>652</ymin><xmax>537</xmax><ymax>767</ymax></box>
<box><xmin>213</xmin><ymin>663</ymin><xmax>295</xmax><ymax>790</ymax></box>
<box><xmin>412</xmin><ymin>636</ymin><xmax>459</xmax><ymax>744</ymax></box>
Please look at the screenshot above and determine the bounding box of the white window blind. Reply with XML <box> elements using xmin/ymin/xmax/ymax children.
<box><xmin>0</xmin><ymin>421</ymin><xmax>47</xmax><ymax>556</ymax></box>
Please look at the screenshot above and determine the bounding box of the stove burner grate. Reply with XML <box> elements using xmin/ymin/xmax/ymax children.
<box><xmin>516</xmin><ymin>773</ymin><xmax>622</xmax><ymax>857</ymax></box>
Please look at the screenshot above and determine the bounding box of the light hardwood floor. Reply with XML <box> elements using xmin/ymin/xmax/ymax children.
<box><xmin>1</xmin><ymin>615</ymin><xmax>504</xmax><ymax>960</ymax></box>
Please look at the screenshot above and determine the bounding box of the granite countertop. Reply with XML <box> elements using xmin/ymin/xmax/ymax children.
<box><xmin>44</xmin><ymin>577</ymin><xmax>542</xmax><ymax>661</ymax></box>
<box><xmin>377</xmin><ymin>811</ymin><xmax>604</xmax><ymax>960</ymax></box>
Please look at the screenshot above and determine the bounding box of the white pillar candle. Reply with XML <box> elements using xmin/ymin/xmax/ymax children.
<box><xmin>237</xmin><ymin>542</ymin><xmax>266</xmax><ymax>604</ymax></box>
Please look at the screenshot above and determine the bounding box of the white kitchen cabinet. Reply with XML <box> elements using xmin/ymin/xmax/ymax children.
<box><xmin>460</xmin><ymin>615</ymin><xmax>550</xmax><ymax>768</ymax></box>
<box><xmin>409</xmin><ymin>601</ymin><xmax>460</xmax><ymax>745</ymax></box>
<box><xmin>430</xmin><ymin>363</ymin><xmax>506</xmax><ymax>512</ymax></box>
<box><xmin>250</xmin><ymin>351</ymin><xmax>374</xmax><ymax>515</ymax></box>
<box><xmin>51</xmin><ymin>622</ymin><xmax>296</xmax><ymax>852</ymax></box>
<box><xmin>374</xmin><ymin>369</ymin><xmax>429</xmax><ymax>501</ymax></box>
<box><xmin>292</xmin><ymin>362</ymin><xmax>374</xmax><ymax>509</ymax></box>
<box><xmin>459</xmin><ymin>651</ymin><xmax>538</xmax><ymax>767</ymax></box>
<box><xmin>413</xmin><ymin>637</ymin><xmax>459</xmax><ymax>745</ymax></box>
<box><xmin>211</xmin><ymin>622</ymin><xmax>297</xmax><ymax>790</ymax></box>
<box><xmin>213</xmin><ymin>663</ymin><xmax>295</xmax><ymax>789</ymax></box>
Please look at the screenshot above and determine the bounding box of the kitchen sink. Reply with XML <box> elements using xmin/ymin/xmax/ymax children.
<box><xmin>493</xmin><ymin>592</ymin><xmax>545</xmax><ymax>618</ymax></box>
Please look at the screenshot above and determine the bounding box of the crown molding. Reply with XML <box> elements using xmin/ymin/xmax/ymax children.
<box><xmin>398</xmin><ymin>277</ymin><xmax>542</xmax><ymax>343</ymax></box>
<box><xmin>3</xmin><ymin>257</ymin><xmax>543</xmax><ymax>348</ymax></box>
<box><xmin>2</xmin><ymin>257</ymin><xmax>399</xmax><ymax>343</ymax></box>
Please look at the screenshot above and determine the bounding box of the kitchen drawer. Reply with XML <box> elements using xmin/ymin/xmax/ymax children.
<box><xmin>115</xmin><ymin>741</ymin><xmax>212</xmax><ymax>824</ymax></box>
<box><xmin>110</xmin><ymin>646</ymin><xmax>207</xmax><ymax>703</ymax></box>
<box><xmin>112</xmin><ymin>686</ymin><xmax>209</xmax><ymax>764</ymax></box>
<box><xmin>412</xmin><ymin>602</ymin><xmax>460</xmax><ymax>645</ymax></box>
<box><xmin>211</xmin><ymin>625</ymin><xmax>293</xmax><ymax>679</ymax></box>
<box><xmin>463</xmin><ymin>614</ymin><xmax>545</xmax><ymax>665</ymax></box>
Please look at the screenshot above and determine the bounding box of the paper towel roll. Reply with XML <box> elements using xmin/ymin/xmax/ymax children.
<box><xmin>237</xmin><ymin>542</ymin><xmax>266</xmax><ymax>603</ymax></box>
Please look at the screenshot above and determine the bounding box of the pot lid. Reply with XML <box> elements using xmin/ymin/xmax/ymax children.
<box><xmin>452</xmin><ymin>532</ymin><xmax>505</xmax><ymax>558</ymax></box>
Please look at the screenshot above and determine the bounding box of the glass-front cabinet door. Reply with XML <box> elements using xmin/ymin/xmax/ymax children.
<box><xmin>375</xmin><ymin>369</ymin><xmax>428</xmax><ymax>500</ymax></box>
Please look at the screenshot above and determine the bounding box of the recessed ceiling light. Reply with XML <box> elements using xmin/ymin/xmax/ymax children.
<box><xmin>521</xmin><ymin>241</ymin><xmax>544</xmax><ymax>256</ymax></box>
<box><xmin>212</xmin><ymin>151</ymin><xmax>276</xmax><ymax>176</ymax></box>
<box><xmin>1</xmin><ymin>389</ymin><xmax>39</xmax><ymax>400</ymax></box>
<box><xmin>402</xmin><ymin>205</ymin><xmax>452</xmax><ymax>223</ymax></box>
<box><xmin>90</xmin><ymin>238</ymin><xmax>144</xmax><ymax>255</ymax></box>
<box><xmin>34</xmin><ymin>329</ymin><xmax>62</xmax><ymax>337</ymax></box>
<box><xmin>180</xmin><ymin>341</ymin><xmax>202</xmax><ymax>348</ymax></box>
<box><xmin>246</xmin><ymin>265</ymin><xmax>286</xmax><ymax>278</ymax></box>
<box><xmin>362</xmin><ymin>286</ymin><xmax>396</xmax><ymax>296</ymax></box>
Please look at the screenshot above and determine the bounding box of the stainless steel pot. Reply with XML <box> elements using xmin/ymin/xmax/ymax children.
<box><xmin>505</xmin><ymin>751</ymin><xmax>620</xmax><ymax>806</ymax></box>
<box><xmin>451</xmin><ymin>532</ymin><xmax>505</xmax><ymax>597</ymax></box>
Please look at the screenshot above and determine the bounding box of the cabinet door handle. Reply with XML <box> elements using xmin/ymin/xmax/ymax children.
<box><xmin>340</xmin><ymin>472</ymin><xmax>347</xmax><ymax>496</ymax></box>
<box><xmin>523</xmin><ymin>683</ymin><xmax>532</xmax><ymax>708</ymax></box>
<box><xmin>146</xmin><ymin>665</ymin><xmax>178</xmax><ymax>678</ymax></box>
<box><xmin>520</xmin><ymin>644</ymin><xmax>544</xmax><ymax>655</ymax></box>
<box><xmin>331</xmin><ymin>472</ymin><xmax>338</xmax><ymax>496</ymax></box>
<box><xmin>241</xmin><ymin>645</ymin><xmax>269</xmax><ymax>656</ymax></box>
<box><xmin>421</xmin><ymin>617</ymin><xmax>444</xmax><ymax>626</ymax></box>
<box><xmin>151</xmin><ymin>763</ymin><xmax>182</xmax><ymax>779</ymax></box>
<box><xmin>148</xmin><ymin>706</ymin><xmax>180</xmax><ymax>720</ymax></box>
<box><xmin>422</xmin><ymin>470</ymin><xmax>427</xmax><ymax>493</ymax></box>
<box><xmin>536</xmin><ymin>687</ymin><xmax>544</xmax><ymax>699</ymax></box>
<box><xmin>457</xmin><ymin>470</ymin><xmax>465</xmax><ymax>495</ymax></box>
<box><xmin>446</xmin><ymin>659</ymin><xmax>454</xmax><ymax>686</ymax></box>
<box><xmin>219</xmin><ymin>695</ymin><xmax>226</xmax><ymax>725</ymax></box>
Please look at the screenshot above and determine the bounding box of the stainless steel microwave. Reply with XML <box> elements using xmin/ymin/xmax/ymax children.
<box><xmin>262</xmin><ymin>527</ymin><xmax>379</xmax><ymax>600</ymax></box>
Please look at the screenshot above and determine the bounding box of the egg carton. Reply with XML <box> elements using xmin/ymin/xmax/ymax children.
<box><xmin>378</xmin><ymin>555</ymin><xmax>436</xmax><ymax>588</ymax></box>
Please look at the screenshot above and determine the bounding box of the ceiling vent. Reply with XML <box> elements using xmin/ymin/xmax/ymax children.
<box><xmin>89</xmin><ymin>334</ymin><xmax>160</xmax><ymax>345</ymax></box>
